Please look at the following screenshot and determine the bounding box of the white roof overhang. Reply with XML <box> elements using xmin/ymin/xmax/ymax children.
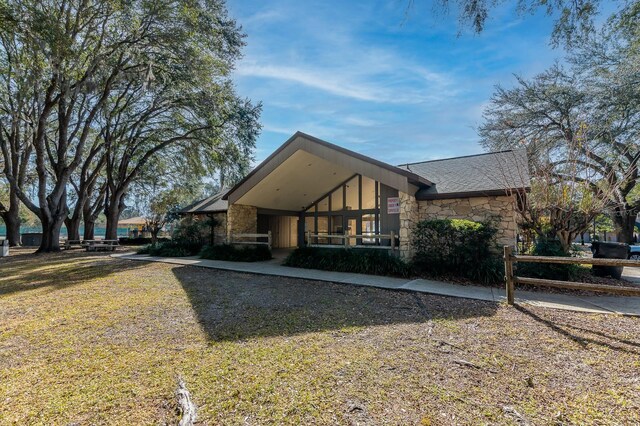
<box><xmin>225</xmin><ymin>132</ymin><xmax>430</xmax><ymax>211</ymax></box>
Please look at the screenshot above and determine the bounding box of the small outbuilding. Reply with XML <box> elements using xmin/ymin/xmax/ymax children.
<box><xmin>118</xmin><ymin>216</ymin><xmax>149</xmax><ymax>238</ymax></box>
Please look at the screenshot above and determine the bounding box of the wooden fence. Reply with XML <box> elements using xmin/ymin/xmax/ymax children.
<box><xmin>306</xmin><ymin>231</ymin><xmax>397</xmax><ymax>251</ymax></box>
<box><xmin>228</xmin><ymin>231</ymin><xmax>272</xmax><ymax>250</ymax></box>
<box><xmin>503</xmin><ymin>246</ymin><xmax>640</xmax><ymax>304</ymax></box>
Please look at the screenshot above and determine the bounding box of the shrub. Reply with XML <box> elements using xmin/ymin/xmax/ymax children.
<box><xmin>283</xmin><ymin>247</ymin><xmax>411</xmax><ymax>277</ymax></box>
<box><xmin>199</xmin><ymin>244</ymin><xmax>272</xmax><ymax>262</ymax></box>
<box><xmin>516</xmin><ymin>239</ymin><xmax>582</xmax><ymax>281</ymax></box>
<box><xmin>171</xmin><ymin>216</ymin><xmax>216</xmax><ymax>254</ymax></box>
<box><xmin>411</xmin><ymin>218</ymin><xmax>503</xmax><ymax>285</ymax></box>
<box><xmin>119</xmin><ymin>237</ymin><xmax>170</xmax><ymax>246</ymax></box>
<box><xmin>137</xmin><ymin>241</ymin><xmax>195</xmax><ymax>257</ymax></box>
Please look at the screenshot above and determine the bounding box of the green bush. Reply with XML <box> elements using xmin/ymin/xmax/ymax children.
<box><xmin>119</xmin><ymin>237</ymin><xmax>170</xmax><ymax>246</ymax></box>
<box><xmin>199</xmin><ymin>244</ymin><xmax>272</xmax><ymax>262</ymax></box>
<box><xmin>171</xmin><ymin>216</ymin><xmax>217</xmax><ymax>254</ymax></box>
<box><xmin>137</xmin><ymin>241</ymin><xmax>194</xmax><ymax>257</ymax></box>
<box><xmin>284</xmin><ymin>247</ymin><xmax>411</xmax><ymax>277</ymax></box>
<box><xmin>411</xmin><ymin>218</ymin><xmax>503</xmax><ymax>285</ymax></box>
<box><xmin>516</xmin><ymin>239</ymin><xmax>581</xmax><ymax>281</ymax></box>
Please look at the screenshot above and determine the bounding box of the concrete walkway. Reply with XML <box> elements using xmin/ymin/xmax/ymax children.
<box><xmin>113</xmin><ymin>253</ymin><xmax>640</xmax><ymax>317</ymax></box>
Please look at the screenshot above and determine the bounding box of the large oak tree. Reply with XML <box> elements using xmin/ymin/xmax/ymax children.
<box><xmin>0</xmin><ymin>0</ymin><xmax>259</xmax><ymax>251</ymax></box>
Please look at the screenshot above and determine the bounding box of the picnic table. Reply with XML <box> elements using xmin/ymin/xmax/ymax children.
<box><xmin>84</xmin><ymin>240</ymin><xmax>119</xmax><ymax>252</ymax></box>
<box><xmin>63</xmin><ymin>240</ymin><xmax>86</xmax><ymax>250</ymax></box>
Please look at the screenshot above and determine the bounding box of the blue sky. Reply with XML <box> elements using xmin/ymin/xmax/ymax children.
<box><xmin>226</xmin><ymin>1</ymin><xmax>607</xmax><ymax>165</ymax></box>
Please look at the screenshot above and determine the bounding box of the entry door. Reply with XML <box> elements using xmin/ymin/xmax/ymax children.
<box><xmin>345</xmin><ymin>215</ymin><xmax>360</xmax><ymax>246</ymax></box>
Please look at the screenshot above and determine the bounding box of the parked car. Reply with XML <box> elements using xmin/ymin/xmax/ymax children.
<box><xmin>629</xmin><ymin>245</ymin><xmax>640</xmax><ymax>260</ymax></box>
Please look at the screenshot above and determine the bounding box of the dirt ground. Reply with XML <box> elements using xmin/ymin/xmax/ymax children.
<box><xmin>1</xmin><ymin>249</ymin><xmax>639</xmax><ymax>425</ymax></box>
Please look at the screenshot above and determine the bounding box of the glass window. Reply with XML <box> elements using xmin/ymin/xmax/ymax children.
<box><xmin>317</xmin><ymin>216</ymin><xmax>329</xmax><ymax>244</ymax></box>
<box><xmin>345</xmin><ymin>176</ymin><xmax>359</xmax><ymax>210</ymax></box>
<box><xmin>362</xmin><ymin>177</ymin><xmax>376</xmax><ymax>210</ymax></box>
<box><xmin>346</xmin><ymin>218</ymin><xmax>357</xmax><ymax>246</ymax></box>
<box><xmin>331</xmin><ymin>186</ymin><xmax>344</xmax><ymax>211</ymax></box>
<box><xmin>331</xmin><ymin>216</ymin><xmax>343</xmax><ymax>244</ymax></box>
<box><xmin>362</xmin><ymin>214</ymin><xmax>377</xmax><ymax>243</ymax></box>
<box><xmin>317</xmin><ymin>196</ymin><xmax>329</xmax><ymax>212</ymax></box>
<box><xmin>305</xmin><ymin>216</ymin><xmax>315</xmax><ymax>233</ymax></box>
<box><xmin>331</xmin><ymin>216</ymin><xmax>344</xmax><ymax>234</ymax></box>
<box><xmin>304</xmin><ymin>216</ymin><xmax>315</xmax><ymax>243</ymax></box>
<box><xmin>305</xmin><ymin>204</ymin><xmax>316</xmax><ymax>213</ymax></box>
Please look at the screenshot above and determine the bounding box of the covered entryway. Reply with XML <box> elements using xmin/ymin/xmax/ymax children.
<box><xmin>223</xmin><ymin>132</ymin><xmax>432</xmax><ymax>251</ymax></box>
<box><xmin>257</xmin><ymin>214</ymin><xmax>298</xmax><ymax>248</ymax></box>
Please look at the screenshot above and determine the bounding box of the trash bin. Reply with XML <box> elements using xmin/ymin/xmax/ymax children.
<box><xmin>1</xmin><ymin>239</ymin><xmax>8</xmax><ymax>257</ymax></box>
<box><xmin>591</xmin><ymin>241</ymin><xmax>630</xmax><ymax>279</ymax></box>
<box><xmin>21</xmin><ymin>232</ymin><xmax>42</xmax><ymax>247</ymax></box>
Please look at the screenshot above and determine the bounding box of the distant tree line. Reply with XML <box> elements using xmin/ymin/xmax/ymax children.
<box><xmin>0</xmin><ymin>0</ymin><xmax>261</xmax><ymax>251</ymax></box>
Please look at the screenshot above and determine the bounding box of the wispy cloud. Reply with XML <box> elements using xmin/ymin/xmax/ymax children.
<box><xmin>227</xmin><ymin>0</ymin><xmax>561</xmax><ymax>163</ymax></box>
<box><xmin>236</xmin><ymin>61</ymin><xmax>454</xmax><ymax>104</ymax></box>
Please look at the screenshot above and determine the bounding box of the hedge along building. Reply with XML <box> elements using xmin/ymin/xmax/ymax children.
<box><xmin>184</xmin><ymin>132</ymin><xmax>530</xmax><ymax>257</ymax></box>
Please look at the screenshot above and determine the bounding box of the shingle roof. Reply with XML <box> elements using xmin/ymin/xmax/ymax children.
<box><xmin>180</xmin><ymin>188</ymin><xmax>229</xmax><ymax>214</ymax></box>
<box><xmin>397</xmin><ymin>149</ymin><xmax>530</xmax><ymax>200</ymax></box>
<box><xmin>183</xmin><ymin>148</ymin><xmax>530</xmax><ymax>212</ymax></box>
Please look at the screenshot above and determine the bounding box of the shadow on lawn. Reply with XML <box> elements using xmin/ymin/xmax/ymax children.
<box><xmin>514</xmin><ymin>305</ymin><xmax>640</xmax><ymax>356</ymax></box>
<box><xmin>0</xmin><ymin>249</ymin><xmax>145</xmax><ymax>296</ymax></box>
<box><xmin>173</xmin><ymin>266</ymin><xmax>499</xmax><ymax>341</ymax></box>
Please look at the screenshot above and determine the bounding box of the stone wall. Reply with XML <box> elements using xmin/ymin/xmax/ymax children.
<box><xmin>226</xmin><ymin>204</ymin><xmax>257</xmax><ymax>240</ymax></box>
<box><xmin>416</xmin><ymin>195</ymin><xmax>517</xmax><ymax>248</ymax></box>
<box><xmin>399</xmin><ymin>191</ymin><xmax>419</xmax><ymax>258</ymax></box>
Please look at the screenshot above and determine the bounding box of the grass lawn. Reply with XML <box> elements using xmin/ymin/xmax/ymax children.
<box><xmin>1</xmin><ymin>249</ymin><xmax>639</xmax><ymax>425</ymax></box>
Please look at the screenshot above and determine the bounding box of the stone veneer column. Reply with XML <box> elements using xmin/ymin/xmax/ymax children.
<box><xmin>226</xmin><ymin>204</ymin><xmax>257</xmax><ymax>241</ymax></box>
<box><xmin>399</xmin><ymin>191</ymin><xmax>419</xmax><ymax>259</ymax></box>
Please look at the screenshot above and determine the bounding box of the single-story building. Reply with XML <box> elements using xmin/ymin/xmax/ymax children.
<box><xmin>118</xmin><ymin>216</ymin><xmax>150</xmax><ymax>238</ymax></box>
<box><xmin>182</xmin><ymin>132</ymin><xmax>530</xmax><ymax>257</ymax></box>
<box><xmin>179</xmin><ymin>188</ymin><xmax>230</xmax><ymax>245</ymax></box>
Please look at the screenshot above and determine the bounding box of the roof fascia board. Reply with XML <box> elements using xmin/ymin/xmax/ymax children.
<box><xmin>416</xmin><ymin>187</ymin><xmax>531</xmax><ymax>201</ymax></box>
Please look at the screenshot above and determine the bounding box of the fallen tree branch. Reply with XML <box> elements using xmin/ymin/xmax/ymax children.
<box><xmin>503</xmin><ymin>405</ymin><xmax>532</xmax><ymax>425</ymax></box>
<box><xmin>176</xmin><ymin>376</ymin><xmax>197</xmax><ymax>426</ymax></box>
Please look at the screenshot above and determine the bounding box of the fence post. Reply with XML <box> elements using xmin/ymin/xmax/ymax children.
<box><xmin>390</xmin><ymin>230</ymin><xmax>396</xmax><ymax>251</ymax></box>
<box><xmin>504</xmin><ymin>245</ymin><xmax>515</xmax><ymax>305</ymax></box>
<box><xmin>306</xmin><ymin>231</ymin><xmax>311</xmax><ymax>246</ymax></box>
<box><xmin>344</xmin><ymin>231</ymin><xmax>348</xmax><ymax>247</ymax></box>
<box><xmin>267</xmin><ymin>231</ymin><xmax>272</xmax><ymax>250</ymax></box>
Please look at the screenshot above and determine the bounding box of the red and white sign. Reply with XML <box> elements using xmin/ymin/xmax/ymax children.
<box><xmin>387</xmin><ymin>197</ymin><xmax>400</xmax><ymax>214</ymax></box>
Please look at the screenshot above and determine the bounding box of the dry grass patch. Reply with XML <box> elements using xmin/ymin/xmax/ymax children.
<box><xmin>0</xmin><ymin>250</ymin><xmax>639</xmax><ymax>425</ymax></box>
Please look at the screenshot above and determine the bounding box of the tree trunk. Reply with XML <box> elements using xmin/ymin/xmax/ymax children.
<box><xmin>151</xmin><ymin>229</ymin><xmax>159</xmax><ymax>245</ymax></box>
<box><xmin>83</xmin><ymin>184</ymin><xmax>107</xmax><ymax>241</ymax></box>
<box><xmin>613</xmin><ymin>209</ymin><xmax>637</xmax><ymax>244</ymax></box>
<box><xmin>83</xmin><ymin>220</ymin><xmax>96</xmax><ymax>240</ymax></box>
<box><xmin>37</xmin><ymin>215</ymin><xmax>65</xmax><ymax>253</ymax></box>
<box><xmin>105</xmin><ymin>191</ymin><xmax>125</xmax><ymax>240</ymax></box>
<box><xmin>36</xmin><ymin>190</ymin><xmax>69</xmax><ymax>253</ymax></box>
<box><xmin>1</xmin><ymin>188</ymin><xmax>22</xmax><ymax>246</ymax></box>
<box><xmin>2</xmin><ymin>211</ymin><xmax>21</xmax><ymax>247</ymax></box>
<box><xmin>64</xmin><ymin>215</ymin><xmax>82</xmax><ymax>241</ymax></box>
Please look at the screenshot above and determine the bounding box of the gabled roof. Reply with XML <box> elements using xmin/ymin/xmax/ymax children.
<box><xmin>223</xmin><ymin>131</ymin><xmax>433</xmax><ymax>207</ymax></box>
<box><xmin>397</xmin><ymin>149</ymin><xmax>530</xmax><ymax>200</ymax></box>
<box><xmin>180</xmin><ymin>188</ymin><xmax>229</xmax><ymax>214</ymax></box>
<box><xmin>118</xmin><ymin>216</ymin><xmax>147</xmax><ymax>226</ymax></box>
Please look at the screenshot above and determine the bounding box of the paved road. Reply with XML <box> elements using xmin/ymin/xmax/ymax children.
<box><xmin>623</xmin><ymin>266</ymin><xmax>640</xmax><ymax>284</ymax></box>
